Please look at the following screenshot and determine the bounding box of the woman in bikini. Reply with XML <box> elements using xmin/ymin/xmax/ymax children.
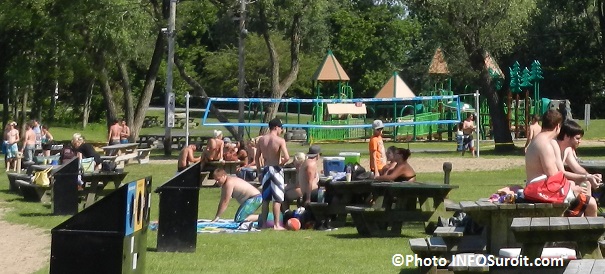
<box><xmin>374</xmin><ymin>148</ymin><xmax>416</xmax><ymax>182</ymax></box>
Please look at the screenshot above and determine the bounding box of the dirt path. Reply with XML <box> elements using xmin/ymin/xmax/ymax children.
<box><xmin>0</xmin><ymin>206</ymin><xmax>50</xmax><ymax>274</ymax></box>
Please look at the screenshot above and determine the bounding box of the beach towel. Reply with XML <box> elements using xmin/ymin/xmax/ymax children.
<box><xmin>149</xmin><ymin>219</ymin><xmax>260</xmax><ymax>234</ymax></box>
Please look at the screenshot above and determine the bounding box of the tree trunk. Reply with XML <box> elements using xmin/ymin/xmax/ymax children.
<box><xmin>257</xmin><ymin>1</ymin><xmax>304</xmax><ymax>134</ymax></box>
<box><xmin>130</xmin><ymin>31</ymin><xmax>165</xmax><ymax>143</ymax></box>
<box><xmin>20</xmin><ymin>86</ymin><xmax>29</xmax><ymax>134</ymax></box>
<box><xmin>174</xmin><ymin>55</ymin><xmax>239</xmax><ymax>139</ymax></box>
<box><xmin>597</xmin><ymin>0</ymin><xmax>605</xmax><ymax>63</ymax></box>
<box><xmin>83</xmin><ymin>80</ymin><xmax>95</xmax><ymax>128</ymax></box>
<box><xmin>99</xmin><ymin>61</ymin><xmax>118</xmax><ymax>128</ymax></box>
<box><xmin>119</xmin><ymin>62</ymin><xmax>134</xmax><ymax>130</ymax></box>
<box><xmin>2</xmin><ymin>80</ymin><xmax>8</xmax><ymax>128</ymax></box>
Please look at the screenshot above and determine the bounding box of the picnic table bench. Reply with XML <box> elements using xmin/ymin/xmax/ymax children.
<box><xmin>142</xmin><ymin>115</ymin><xmax>161</xmax><ymax>128</ymax></box>
<box><xmin>460</xmin><ymin>200</ymin><xmax>569</xmax><ymax>255</ymax></box>
<box><xmin>563</xmin><ymin>259</ymin><xmax>605</xmax><ymax>274</ymax></box>
<box><xmin>102</xmin><ymin>143</ymin><xmax>140</xmax><ymax>168</ymax></box>
<box><xmin>347</xmin><ymin>181</ymin><xmax>458</xmax><ymax>236</ymax></box>
<box><xmin>81</xmin><ymin>171</ymin><xmax>129</xmax><ymax>208</ymax></box>
<box><xmin>511</xmin><ymin>216</ymin><xmax>605</xmax><ymax>260</ymax></box>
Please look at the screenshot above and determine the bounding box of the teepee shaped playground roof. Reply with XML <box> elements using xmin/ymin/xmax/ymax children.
<box><xmin>312</xmin><ymin>50</ymin><xmax>350</xmax><ymax>81</ymax></box>
<box><xmin>375</xmin><ymin>72</ymin><xmax>416</xmax><ymax>99</ymax></box>
<box><xmin>428</xmin><ymin>48</ymin><xmax>450</xmax><ymax>75</ymax></box>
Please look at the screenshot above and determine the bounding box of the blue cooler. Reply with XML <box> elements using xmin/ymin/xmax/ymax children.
<box><xmin>323</xmin><ymin>156</ymin><xmax>345</xmax><ymax>176</ymax></box>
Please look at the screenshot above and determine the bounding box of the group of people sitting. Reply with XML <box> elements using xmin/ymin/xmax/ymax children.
<box><xmin>525</xmin><ymin>110</ymin><xmax>602</xmax><ymax>217</ymax></box>
<box><xmin>185</xmin><ymin>118</ymin><xmax>418</xmax><ymax>230</ymax></box>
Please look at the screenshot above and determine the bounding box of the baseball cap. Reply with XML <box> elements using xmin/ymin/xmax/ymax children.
<box><xmin>223</xmin><ymin>137</ymin><xmax>231</xmax><ymax>143</ymax></box>
<box><xmin>268</xmin><ymin>118</ymin><xmax>283</xmax><ymax>129</ymax></box>
<box><xmin>372</xmin><ymin>120</ymin><xmax>384</xmax><ymax>130</ymax></box>
<box><xmin>307</xmin><ymin>145</ymin><xmax>321</xmax><ymax>158</ymax></box>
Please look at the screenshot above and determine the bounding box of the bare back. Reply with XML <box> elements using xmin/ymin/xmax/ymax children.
<box><xmin>227</xmin><ymin>177</ymin><xmax>261</xmax><ymax>204</ymax></box>
<box><xmin>109</xmin><ymin>124</ymin><xmax>121</xmax><ymax>140</ymax></box>
<box><xmin>528</xmin><ymin>123</ymin><xmax>541</xmax><ymax>141</ymax></box>
<box><xmin>206</xmin><ymin>138</ymin><xmax>224</xmax><ymax>161</ymax></box>
<box><xmin>24</xmin><ymin>129</ymin><xmax>36</xmax><ymax>145</ymax></box>
<box><xmin>257</xmin><ymin>133</ymin><xmax>289</xmax><ymax>166</ymax></box>
<box><xmin>525</xmin><ymin>131</ymin><xmax>560</xmax><ymax>182</ymax></box>
<box><xmin>298</xmin><ymin>159</ymin><xmax>319</xmax><ymax>196</ymax></box>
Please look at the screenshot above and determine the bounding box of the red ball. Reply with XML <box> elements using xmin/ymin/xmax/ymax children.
<box><xmin>287</xmin><ymin>218</ymin><xmax>301</xmax><ymax>231</ymax></box>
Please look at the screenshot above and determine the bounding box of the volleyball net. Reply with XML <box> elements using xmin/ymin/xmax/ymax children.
<box><xmin>201</xmin><ymin>96</ymin><xmax>465</xmax><ymax>129</ymax></box>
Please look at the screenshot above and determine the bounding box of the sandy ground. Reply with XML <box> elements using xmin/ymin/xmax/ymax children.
<box><xmin>0</xmin><ymin>206</ymin><xmax>50</xmax><ymax>274</ymax></box>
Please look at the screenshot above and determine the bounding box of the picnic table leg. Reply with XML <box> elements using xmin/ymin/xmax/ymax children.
<box><xmin>520</xmin><ymin>243</ymin><xmax>543</xmax><ymax>260</ymax></box>
<box><xmin>84</xmin><ymin>181</ymin><xmax>100</xmax><ymax>208</ymax></box>
<box><xmin>577</xmin><ymin>241</ymin><xmax>603</xmax><ymax>259</ymax></box>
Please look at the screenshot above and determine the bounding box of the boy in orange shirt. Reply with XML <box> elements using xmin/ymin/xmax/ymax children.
<box><xmin>369</xmin><ymin>120</ymin><xmax>386</xmax><ymax>177</ymax></box>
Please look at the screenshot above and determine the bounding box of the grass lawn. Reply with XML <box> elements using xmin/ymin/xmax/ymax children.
<box><xmin>0</xmin><ymin>120</ymin><xmax>604</xmax><ymax>273</ymax></box>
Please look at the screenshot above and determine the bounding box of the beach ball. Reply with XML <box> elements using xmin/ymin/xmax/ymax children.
<box><xmin>287</xmin><ymin>218</ymin><xmax>301</xmax><ymax>231</ymax></box>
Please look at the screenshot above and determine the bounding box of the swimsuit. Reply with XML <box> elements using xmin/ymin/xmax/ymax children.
<box><xmin>234</xmin><ymin>194</ymin><xmax>262</xmax><ymax>222</ymax></box>
<box><xmin>261</xmin><ymin>166</ymin><xmax>285</xmax><ymax>202</ymax></box>
<box><xmin>528</xmin><ymin>174</ymin><xmax>575</xmax><ymax>203</ymax></box>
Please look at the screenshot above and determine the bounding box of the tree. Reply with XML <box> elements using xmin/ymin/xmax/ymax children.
<box><xmin>406</xmin><ymin>0</ymin><xmax>537</xmax><ymax>147</ymax></box>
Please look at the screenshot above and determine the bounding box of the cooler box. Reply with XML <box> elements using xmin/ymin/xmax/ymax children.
<box><xmin>338</xmin><ymin>152</ymin><xmax>361</xmax><ymax>165</ymax></box>
<box><xmin>323</xmin><ymin>157</ymin><xmax>345</xmax><ymax>176</ymax></box>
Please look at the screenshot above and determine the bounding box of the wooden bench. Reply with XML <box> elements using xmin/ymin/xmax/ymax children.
<box><xmin>409</xmin><ymin>236</ymin><xmax>487</xmax><ymax>274</ymax></box>
<box><xmin>15</xmin><ymin>179</ymin><xmax>50</xmax><ymax>203</ymax></box>
<box><xmin>199</xmin><ymin>171</ymin><xmax>213</xmax><ymax>187</ymax></box>
<box><xmin>563</xmin><ymin>259</ymin><xmax>605</xmax><ymax>274</ymax></box>
<box><xmin>448</xmin><ymin>253</ymin><xmax>489</xmax><ymax>274</ymax></box>
<box><xmin>511</xmin><ymin>217</ymin><xmax>605</xmax><ymax>260</ymax></box>
<box><xmin>136</xmin><ymin>148</ymin><xmax>152</xmax><ymax>164</ymax></box>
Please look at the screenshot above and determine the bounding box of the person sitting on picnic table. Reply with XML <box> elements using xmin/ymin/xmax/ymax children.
<box><xmin>211</xmin><ymin>168</ymin><xmax>262</xmax><ymax>222</ymax></box>
<box><xmin>284</xmin><ymin>152</ymin><xmax>306</xmax><ymax>208</ymax></box>
<box><xmin>380</xmin><ymin>146</ymin><xmax>398</xmax><ymax>175</ymax></box>
<box><xmin>556</xmin><ymin>119</ymin><xmax>602</xmax><ymax>194</ymax></box>
<box><xmin>177</xmin><ymin>143</ymin><xmax>201</xmax><ymax>172</ymax></box>
<box><xmin>222</xmin><ymin>137</ymin><xmax>239</xmax><ymax>161</ymax></box>
<box><xmin>524</xmin><ymin>114</ymin><xmax>541</xmax><ymax>154</ymax></box>
<box><xmin>71</xmin><ymin>133</ymin><xmax>101</xmax><ymax>171</ymax></box>
<box><xmin>202</xmin><ymin>130</ymin><xmax>224</xmax><ymax>163</ymax></box>
<box><xmin>374</xmin><ymin>148</ymin><xmax>416</xmax><ymax>182</ymax></box>
<box><xmin>525</xmin><ymin>110</ymin><xmax>599</xmax><ymax>216</ymax></box>
<box><xmin>236</xmin><ymin>141</ymin><xmax>248</xmax><ymax>167</ymax></box>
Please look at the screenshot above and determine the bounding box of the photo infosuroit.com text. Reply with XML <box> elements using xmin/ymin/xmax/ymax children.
<box><xmin>392</xmin><ymin>254</ymin><xmax>565</xmax><ymax>268</ymax></box>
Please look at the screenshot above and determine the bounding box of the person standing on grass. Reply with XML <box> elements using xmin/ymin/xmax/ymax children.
<box><xmin>369</xmin><ymin>120</ymin><xmax>386</xmax><ymax>177</ymax></box>
<box><xmin>461</xmin><ymin>113</ymin><xmax>476</xmax><ymax>157</ymax></box>
<box><xmin>211</xmin><ymin>168</ymin><xmax>262</xmax><ymax>222</ymax></box>
<box><xmin>524</xmin><ymin>114</ymin><xmax>541</xmax><ymax>154</ymax></box>
<box><xmin>22</xmin><ymin>121</ymin><xmax>36</xmax><ymax>163</ymax></box>
<box><xmin>108</xmin><ymin>119</ymin><xmax>122</xmax><ymax>145</ymax></box>
<box><xmin>120</xmin><ymin>120</ymin><xmax>130</xmax><ymax>144</ymax></box>
<box><xmin>525</xmin><ymin>110</ymin><xmax>599</xmax><ymax>217</ymax></box>
<box><xmin>41</xmin><ymin>125</ymin><xmax>54</xmax><ymax>157</ymax></box>
<box><xmin>4</xmin><ymin>121</ymin><xmax>19</xmax><ymax>171</ymax></box>
<box><xmin>256</xmin><ymin>118</ymin><xmax>290</xmax><ymax>230</ymax></box>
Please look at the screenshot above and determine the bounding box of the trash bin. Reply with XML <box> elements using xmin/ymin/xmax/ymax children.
<box><xmin>52</xmin><ymin>158</ymin><xmax>80</xmax><ymax>215</ymax></box>
<box><xmin>50</xmin><ymin>177</ymin><xmax>152</xmax><ymax>274</ymax></box>
<box><xmin>155</xmin><ymin>162</ymin><xmax>201</xmax><ymax>252</ymax></box>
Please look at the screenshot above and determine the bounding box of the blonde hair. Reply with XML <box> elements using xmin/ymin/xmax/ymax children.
<box><xmin>293</xmin><ymin>152</ymin><xmax>306</xmax><ymax>165</ymax></box>
<box><xmin>72</xmin><ymin>133</ymin><xmax>84</xmax><ymax>142</ymax></box>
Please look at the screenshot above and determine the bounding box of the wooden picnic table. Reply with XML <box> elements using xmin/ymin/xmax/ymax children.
<box><xmin>326</xmin><ymin>180</ymin><xmax>375</xmax><ymax>225</ymax></box>
<box><xmin>102</xmin><ymin>143</ymin><xmax>140</xmax><ymax>168</ymax></box>
<box><xmin>347</xmin><ymin>181</ymin><xmax>458</xmax><ymax>236</ymax></box>
<box><xmin>511</xmin><ymin>217</ymin><xmax>605</xmax><ymax>260</ymax></box>
<box><xmin>283</xmin><ymin>167</ymin><xmax>297</xmax><ymax>186</ymax></box>
<box><xmin>138</xmin><ymin>134</ymin><xmax>208</xmax><ymax>150</ymax></box>
<box><xmin>577</xmin><ymin>160</ymin><xmax>605</xmax><ymax>175</ymax></box>
<box><xmin>459</xmin><ymin>200</ymin><xmax>569</xmax><ymax>255</ymax></box>
<box><xmin>143</xmin><ymin>115</ymin><xmax>161</xmax><ymax>128</ymax></box>
<box><xmin>205</xmin><ymin>160</ymin><xmax>242</xmax><ymax>176</ymax></box>
<box><xmin>81</xmin><ymin>171</ymin><xmax>129</xmax><ymax>208</ymax></box>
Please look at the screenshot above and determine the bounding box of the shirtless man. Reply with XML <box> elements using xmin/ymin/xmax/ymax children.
<box><xmin>177</xmin><ymin>143</ymin><xmax>201</xmax><ymax>172</ymax></box>
<box><xmin>4</xmin><ymin>121</ymin><xmax>19</xmax><ymax>171</ymax></box>
<box><xmin>525</xmin><ymin>110</ymin><xmax>599</xmax><ymax>216</ymax></box>
<box><xmin>255</xmin><ymin>118</ymin><xmax>290</xmax><ymax>230</ymax></box>
<box><xmin>202</xmin><ymin>130</ymin><xmax>224</xmax><ymax>163</ymax></box>
<box><xmin>120</xmin><ymin>120</ymin><xmax>130</xmax><ymax>143</ymax></box>
<box><xmin>462</xmin><ymin>113</ymin><xmax>476</xmax><ymax>157</ymax></box>
<box><xmin>22</xmin><ymin>121</ymin><xmax>37</xmax><ymax>162</ymax></box>
<box><xmin>556</xmin><ymin>119</ymin><xmax>602</xmax><ymax>192</ymax></box>
<box><xmin>108</xmin><ymin>119</ymin><xmax>122</xmax><ymax>145</ymax></box>
<box><xmin>284</xmin><ymin>152</ymin><xmax>305</xmax><ymax>208</ymax></box>
<box><xmin>299</xmin><ymin>145</ymin><xmax>321</xmax><ymax>205</ymax></box>
<box><xmin>524</xmin><ymin>114</ymin><xmax>541</xmax><ymax>153</ymax></box>
<box><xmin>211</xmin><ymin>168</ymin><xmax>262</xmax><ymax>222</ymax></box>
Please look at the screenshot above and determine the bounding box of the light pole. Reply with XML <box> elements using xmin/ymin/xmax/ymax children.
<box><xmin>164</xmin><ymin>0</ymin><xmax>177</xmax><ymax>156</ymax></box>
<box><xmin>237</xmin><ymin>0</ymin><xmax>247</xmax><ymax>141</ymax></box>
